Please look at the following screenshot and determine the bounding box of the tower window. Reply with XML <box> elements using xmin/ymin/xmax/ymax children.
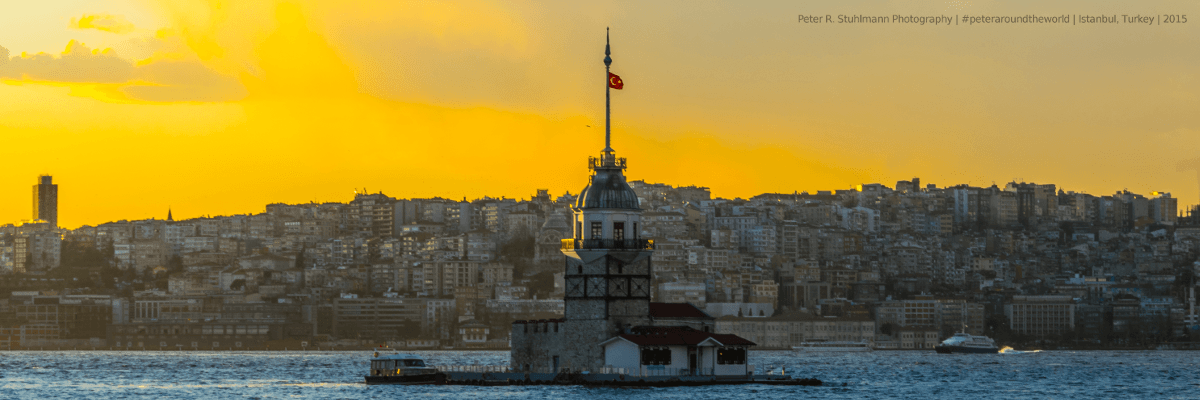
<box><xmin>613</xmin><ymin>222</ymin><xmax>625</xmax><ymax>241</ymax></box>
<box><xmin>633</xmin><ymin>222</ymin><xmax>638</xmax><ymax>239</ymax></box>
<box><xmin>591</xmin><ymin>222</ymin><xmax>603</xmax><ymax>239</ymax></box>
<box><xmin>576</xmin><ymin>222</ymin><xmax>582</xmax><ymax>239</ymax></box>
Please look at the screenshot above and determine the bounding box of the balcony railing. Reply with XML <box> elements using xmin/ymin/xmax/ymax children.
<box><xmin>588</xmin><ymin>156</ymin><xmax>627</xmax><ymax>170</ymax></box>
<box><xmin>561</xmin><ymin>238</ymin><xmax>654</xmax><ymax>251</ymax></box>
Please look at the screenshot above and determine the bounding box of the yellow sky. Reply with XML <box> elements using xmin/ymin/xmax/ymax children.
<box><xmin>1</xmin><ymin>0</ymin><xmax>1198</xmax><ymax>228</ymax></box>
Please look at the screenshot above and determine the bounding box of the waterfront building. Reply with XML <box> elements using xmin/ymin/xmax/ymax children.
<box><xmin>1005</xmin><ymin>295</ymin><xmax>1076</xmax><ymax>338</ymax></box>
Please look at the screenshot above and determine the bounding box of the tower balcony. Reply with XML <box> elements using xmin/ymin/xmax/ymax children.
<box><xmin>561</xmin><ymin>238</ymin><xmax>654</xmax><ymax>251</ymax></box>
<box><xmin>588</xmin><ymin>156</ymin><xmax>626</xmax><ymax>170</ymax></box>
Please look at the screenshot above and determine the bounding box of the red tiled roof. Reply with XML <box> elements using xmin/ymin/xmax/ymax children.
<box><xmin>709</xmin><ymin>333</ymin><xmax>756</xmax><ymax>346</ymax></box>
<box><xmin>608</xmin><ymin>326</ymin><xmax>755</xmax><ymax>347</ymax></box>
<box><xmin>511</xmin><ymin>318</ymin><xmax>565</xmax><ymax>325</ymax></box>
<box><xmin>649</xmin><ymin>302</ymin><xmax>712</xmax><ymax>319</ymax></box>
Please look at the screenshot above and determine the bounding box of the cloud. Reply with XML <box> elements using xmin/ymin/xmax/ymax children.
<box><xmin>70</xmin><ymin>14</ymin><xmax>137</xmax><ymax>34</ymax></box>
<box><xmin>0</xmin><ymin>40</ymin><xmax>245</xmax><ymax>102</ymax></box>
<box><xmin>123</xmin><ymin>59</ymin><xmax>246</xmax><ymax>102</ymax></box>
<box><xmin>3</xmin><ymin>2</ymin><xmax>355</xmax><ymax>103</ymax></box>
<box><xmin>1</xmin><ymin>40</ymin><xmax>134</xmax><ymax>83</ymax></box>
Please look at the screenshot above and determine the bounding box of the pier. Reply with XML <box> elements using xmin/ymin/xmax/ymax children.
<box><xmin>378</xmin><ymin>364</ymin><xmax>822</xmax><ymax>387</ymax></box>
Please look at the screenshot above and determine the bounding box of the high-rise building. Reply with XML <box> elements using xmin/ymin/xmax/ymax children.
<box><xmin>33</xmin><ymin>175</ymin><xmax>58</xmax><ymax>227</ymax></box>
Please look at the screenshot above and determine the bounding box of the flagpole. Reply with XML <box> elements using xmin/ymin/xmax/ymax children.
<box><xmin>604</xmin><ymin>27</ymin><xmax>613</xmax><ymax>154</ymax></box>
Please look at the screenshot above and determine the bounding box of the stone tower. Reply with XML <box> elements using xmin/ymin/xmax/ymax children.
<box><xmin>555</xmin><ymin>145</ymin><xmax>654</xmax><ymax>371</ymax></box>
<box><xmin>510</xmin><ymin>29</ymin><xmax>654</xmax><ymax>373</ymax></box>
<box><xmin>554</xmin><ymin>27</ymin><xmax>654</xmax><ymax>372</ymax></box>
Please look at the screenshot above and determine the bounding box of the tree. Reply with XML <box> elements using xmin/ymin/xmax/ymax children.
<box><xmin>60</xmin><ymin>237</ymin><xmax>108</xmax><ymax>269</ymax></box>
<box><xmin>295</xmin><ymin>244</ymin><xmax>307</xmax><ymax>269</ymax></box>
<box><xmin>985</xmin><ymin>314</ymin><xmax>1012</xmax><ymax>344</ymax></box>
<box><xmin>166</xmin><ymin>255</ymin><xmax>184</xmax><ymax>273</ymax></box>
<box><xmin>1175</xmin><ymin>268</ymin><xmax>1196</xmax><ymax>301</ymax></box>
<box><xmin>499</xmin><ymin>233</ymin><xmax>536</xmax><ymax>263</ymax></box>
<box><xmin>527</xmin><ymin>270</ymin><xmax>556</xmax><ymax>299</ymax></box>
<box><xmin>939</xmin><ymin>323</ymin><xmax>957</xmax><ymax>339</ymax></box>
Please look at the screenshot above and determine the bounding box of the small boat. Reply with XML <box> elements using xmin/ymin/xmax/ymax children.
<box><xmin>364</xmin><ymin>351</ymin><xmax>443</xmax><ymax>384</ymax></box>
<box><xmin>935</xmin><ymin>333</ymin><xmax>999</xmax><ymax>354</ymax></box>
<box><xmin>792</xmin><ymin>340</ymin><xmax>873</xmax><ymax>352</ymax></box>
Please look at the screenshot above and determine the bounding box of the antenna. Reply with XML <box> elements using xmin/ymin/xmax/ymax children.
<box><xmin>603</xmin><ymin>27</ymin><xmax>613</xmax><ymax>154</ymax></box>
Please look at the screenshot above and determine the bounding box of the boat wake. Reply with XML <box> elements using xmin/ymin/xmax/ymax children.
<box><xmin>998</xmin><ymin>346</ymin><xmax>1042</xmax><ymax>354</ymax></box>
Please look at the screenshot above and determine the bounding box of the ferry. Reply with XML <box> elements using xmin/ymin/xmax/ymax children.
<box><xmin>364</xmin><ymin>351</ymin><xmax>443</xmax><ymax>384</ymax></box>
<box><xmin>791</xmin><ymin>340</ymin><xmax>873</xmax><ymax>352</ymax></box>
<box><xmin>934</xmin><ymin>333</ymin><xmax>999</xmax><ymax>354</ymax></box>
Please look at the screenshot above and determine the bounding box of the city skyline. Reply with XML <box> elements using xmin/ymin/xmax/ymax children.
<box><xmin>2</xmin><ymin>0</ymin><xmax>1198</xmax><ymax>229</ymax></box>
<box><xmin>2</xmin><ymin>2</ymin><xmax>1199</xmax><ymax>398</ymax></box>
<box><xmin>3</xmin><ymin>172</ymin><xmax>1190</xmax><ymax>230</ymax></box>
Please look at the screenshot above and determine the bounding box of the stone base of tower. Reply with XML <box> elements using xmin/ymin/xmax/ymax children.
<box><xmin>511</xmin><ymin>316</ymin><xmax>653</xmax><ymax>373</ymax></box>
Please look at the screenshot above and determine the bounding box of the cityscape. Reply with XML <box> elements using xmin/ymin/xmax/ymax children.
<box><xmin>3</xmin><ymin>0</ymin><xmax>1200</xmax><ymax>398</ymax></box>
<box><xmin>4</xmin><ymin>171</ymin><xmax>1198</xmax><ymax>351</ymax></box>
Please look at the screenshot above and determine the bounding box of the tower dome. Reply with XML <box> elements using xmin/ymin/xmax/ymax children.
<box><xmin>576</xmin><ymin>165</ymin><xmax>640</xmax><ymax>210</ymax></box>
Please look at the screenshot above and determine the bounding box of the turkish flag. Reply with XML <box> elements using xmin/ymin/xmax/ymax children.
<box><xmin>608</xmin><ymin>72</ymin><xmax>624</xmax><ymax>90</ymax></box>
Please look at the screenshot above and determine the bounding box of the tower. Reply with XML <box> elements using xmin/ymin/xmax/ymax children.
<box><xmin>556</xmin><ymin>28</ymin><xmax>654</xmax><ymax>371</ymax></box>
<box><xmin>33</xmin><ymin>175</ymin><xmax>58</xmax><ymax>227</ymax></box>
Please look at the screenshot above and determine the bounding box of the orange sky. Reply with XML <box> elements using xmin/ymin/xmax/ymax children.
<box><xmin>1</xmin><ymin>0</ymin><xmax>1198</xmax><ymax>228</ymax></box>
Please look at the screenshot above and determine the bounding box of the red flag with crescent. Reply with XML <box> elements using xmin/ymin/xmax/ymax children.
<box><xmin>608</xmin><ymin>72</ymin><xmax>623</xmax><ymax>89</ymax></box>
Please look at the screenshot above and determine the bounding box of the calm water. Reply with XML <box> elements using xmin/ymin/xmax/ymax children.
<box><xmin>1</xmin><ymin>350</ymin><xmax>1197</xmax><ymax>399</ymax></box>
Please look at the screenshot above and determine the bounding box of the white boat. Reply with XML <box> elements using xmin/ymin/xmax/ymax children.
<box><xmin>935</xmin><ymin>333</ymin><xmax>999</xmax><ymax>354</ymax></box>
<box><xmin>791</xmin><ymin>340</ymin><xmax>873</xmax><ymax>352</ymax></box>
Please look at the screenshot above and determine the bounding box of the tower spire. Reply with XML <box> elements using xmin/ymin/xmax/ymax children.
<box><xmin>603</xmin><ymin>27</ymin><xmax>613</xmax><ymax>155</ymax></box>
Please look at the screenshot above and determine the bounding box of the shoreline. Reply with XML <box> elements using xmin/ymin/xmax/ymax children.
<box><xmin>1</xmin><ymin>347</ymin><xmax>1196</xmax><ymax>352</ymax></box>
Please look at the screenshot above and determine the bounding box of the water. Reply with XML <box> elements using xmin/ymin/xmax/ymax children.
<box><xmin>1</xmin><ymin>350</ymin><xmax>1197</xmax><ymax>399</ymax></box>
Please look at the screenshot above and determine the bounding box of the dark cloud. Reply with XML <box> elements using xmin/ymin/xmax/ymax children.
<box><xmin>1</xmin><ymin>40</ymin><xmax>134</xmax><ymax>83</ymax></box>
<box><xmin>0</xmin><ymin>40</ymin><xmax>245</xmax><ymax>102</ymax></box>
<box><xmin>123</xmin><ymin>60</ymin><xmax>247</xmax><ymax>102</ymax></box>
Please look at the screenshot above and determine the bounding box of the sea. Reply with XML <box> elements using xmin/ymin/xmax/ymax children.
<box><xmin>1</xmin><ymin>350</ymin><xmax>1197</xmax><ymax>399</ymax></box>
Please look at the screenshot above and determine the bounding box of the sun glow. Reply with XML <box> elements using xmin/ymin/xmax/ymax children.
<box><xmin>0</xmin><ymin>1</ymin><xmax>1197</xmax><ymax>228</ymax></box>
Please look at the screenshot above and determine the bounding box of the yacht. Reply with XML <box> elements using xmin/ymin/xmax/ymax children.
<box><xmin>934</xmin><ymin>333</ymin><xmax>999</xmax><ymax>354</ymax></box>
<box><xmin>364</xmin><ymin>351</ymin><xmax>442</xmax><ymax>384</ymax></box>
<box><xmin>792</xmin><ymin>340</ymin><xmax>873</xmax><ymax>352</ymax></box>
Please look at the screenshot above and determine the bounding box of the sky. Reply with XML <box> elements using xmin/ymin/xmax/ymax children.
<box><xmin>1</xmin><ymin>0</ymin><xmax>1198</xmax><ymax>229</ymax></box>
